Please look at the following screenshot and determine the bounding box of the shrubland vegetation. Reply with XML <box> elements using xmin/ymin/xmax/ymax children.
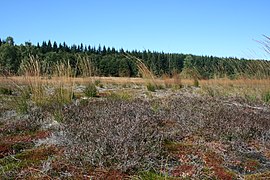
<box><xmin>0</xmin><ymin>36</ymin><xmax>270</xmax><ymax>179</ymax></box>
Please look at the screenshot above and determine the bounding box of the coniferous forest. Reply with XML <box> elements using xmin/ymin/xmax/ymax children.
<box><xmin>0</xmin><ymin>36</ymin><xmax>270</xmax><ymax>79</ymax></box>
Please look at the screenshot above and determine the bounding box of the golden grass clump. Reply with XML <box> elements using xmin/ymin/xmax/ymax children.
<box><xmin>124</xmin><ymin>53</ymin><xmax>158</xmax><ymax>91</ymax></box>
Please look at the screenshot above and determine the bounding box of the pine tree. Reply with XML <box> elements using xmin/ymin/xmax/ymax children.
<box><xmin>119</xmin><ymin>48</ymin><xmax>124</xmax><ymax>54</ymax></box>
<box><xmin>53</xmin><ymin>41</ymin><xmax>58</xmax><ymax>52</ymax></box>
<box><xmin>107</xmin><ymin>47</ymin><xmax>111</xmax><ymax>54</ymax></box>
<box><xmin>88</xmin><ymin>45</ymin><xmax>91</xmax><ymax>52</ymax></box>
<box><xmin>47</xmin><ymin>40</ymin><xmax>52</xmax><ymax>52</ymax></box>
<box><xmin>58</xmin><ymin>43</ymin><xmax>63</xmax><ymax>52</ymax></box>
<box><xmin>41</xmin><ymin>41</ymin><xmax>47</xmax><ymax>53</ymax></box>
<box><xmin>111</xmin><ymin>47</ymin><xmax>116</xmax><ymax>54</ymax></box>
<box><xmin>80</xmin><ymin>43</ymin><xmax>84</xmax><ymax>52</ymax></box>
<box><xmin>63</xmin><ymin>42</ymin><xmax>70</xmax><ymax>52</ymax></box>
<box><xmin>97</xmin><ymin>45</ymin><xmax>102</xmax><ymax>54</ymax></box>
<box><xmin>71</xmin><ymin>44</ymin><xmax>77</xmax><ymax>53</ymax></box>
<box><xmin>102</xmin><ymin>45</ymin><xmax>107</xmax><ymax>55</ymax></box>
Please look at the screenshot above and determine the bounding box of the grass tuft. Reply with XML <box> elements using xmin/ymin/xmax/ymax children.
<box><xmin>147</xmin><ymin>83</ymin><xmax>156</xmax><ymax>92</ymax></box>
<box><xmin>84</xmin><ymin>83</ymin><xmax>98</xmax><ymax>97</ymax></box>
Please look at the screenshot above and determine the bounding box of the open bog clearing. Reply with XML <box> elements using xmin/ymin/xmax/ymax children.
<box><xmin>0</xmin><ymin>76</ymin><xmax>270</xmax><ymax>179</ymax></box>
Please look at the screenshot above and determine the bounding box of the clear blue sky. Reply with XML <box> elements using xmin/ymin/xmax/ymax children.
<box><xmin>1</xmin><ymin>0</ymin><xmax>269</xmax><ymax>59</ymax></box>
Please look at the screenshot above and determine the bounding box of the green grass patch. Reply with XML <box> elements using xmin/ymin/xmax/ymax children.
<box><xmin>108</xmin><ymin>91</ymin><xmax>134</xmax><ymax>101</ymax></box>
<box><xmin>262</xmin><ymin>91</ymin><xmax>270</xmax><ymax>103</ymax></box>
<box><xmin>134</xmin><ymin>171</ymin><xmax>172</xmax><ymax>180</ymax></box>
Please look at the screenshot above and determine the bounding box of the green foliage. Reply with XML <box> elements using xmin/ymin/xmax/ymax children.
<box><xmin>108</xmin><ymin>91</ymin><xmax>133</xmax><ymax>101</ymax></box>
<box><xmin>244</xmin><ymin>94</ymin><xmax>258</xmax><ymax>102</ymax></box>
<box><xmin>15</xmin><ymin>89</ymin><xmax>30</xmax><ymax>114</ymax></box>
<box><xmin>136</xmin><ymin>171</ymin><xmax>169</xmax><ymax>180</ymax></box>
<box><xmin>182</xmin><ymin>55</ymin><xmax>270</xmax><ymax>79</ymax></box>
<box><xmin>84</xmin><ymin>83</ymin><xmax>98</xmax><ymax>97</ymax></box>
<box><xmin>146</xmin><ymin>83</ymin><xmax>156</xmax><ymax>92</ymax></box>
<box><xmin>53</xmin><ymin>86</ymin><xmax>74</xmax><ymax>105</ymax></box>
<box><xmin>262</xmin><ymin>91</ymin><xmax>270</xmax><ymax>103</ymax></box>
<box><xmin>94</xmin><ymin>79</ymin><xmax>101</xmax><ymax>86</ymax></box>
<box><xmin>12</xmin><ymin>142</ymin><xmax>34</xmax><ymax>154</ymax></box>
<box><xmin>193</xmin><ymin>78</ymin><xmax>199</xmax><ymax>87</ymax></box>
<box><xmin>53</xmin><ymin>109</ymin><xmax>64</xmax><ymax>122</ymax></box>
<box><xmin>0</xmin><ymin>39</ymin><xmax>20</xmax><ymax>74</ymax></box>
<box><xmin>0</xmin><ymin>87</ymin><xmax>12</xmax><ymax>95</ymax></box>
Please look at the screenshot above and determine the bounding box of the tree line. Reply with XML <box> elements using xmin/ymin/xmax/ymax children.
<box><xmin>0</xmin><ymin>36</ymin><xmax>269</xmax><ymax>79</ymax></box>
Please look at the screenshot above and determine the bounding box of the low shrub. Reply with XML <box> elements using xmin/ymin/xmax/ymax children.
<box><xmin>62</xmin><ymin>99</ymin><xmax>167</xmax><ymax>172</ymax></box>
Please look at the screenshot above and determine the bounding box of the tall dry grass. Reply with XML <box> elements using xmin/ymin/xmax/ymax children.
<box><xmin>16</xmin><ymin>55</ymin><xmax>88</xmax><ymax>108</ymax></box>
<box><xmin>53</xmin><ymin>60</ymin><xmax>76</xmax><ymax>105</ymax></box>
<box><xmin>19</xmin><ymin>55</ymin><xmax>45</xmax><ymax>106</ymax></box>
<box><xmin>124</xmin><ymin>53</ymin><xmax>159</xmax><ymax>91</ymax></box>
<box><xmin>0</xmin><ymin>54</ymin><xmax>96</xmax><ymax>114</ymax></box>
<box><xmin>77</xmin><ymin>55</ymin><xmax>94</xmax><ymax>78</ymax></box>
<box><xmin>200</xmin><ymin>78</ymin><xmax>270</xmax><ymax>102</ymax></box>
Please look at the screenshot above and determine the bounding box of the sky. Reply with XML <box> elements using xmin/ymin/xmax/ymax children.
<box><xmin>1</xmin><ymin>0</ymin><xmax>270</xmax><ymax>59</ymax></box>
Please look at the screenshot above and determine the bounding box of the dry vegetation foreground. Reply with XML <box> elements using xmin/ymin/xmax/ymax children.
<box><xmin>0</xmin><ymin>76</ymin><xmax>270</xmax><ymax>179</ymax></box>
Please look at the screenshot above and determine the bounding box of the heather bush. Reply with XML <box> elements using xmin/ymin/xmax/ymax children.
<box><xmin>62</xmin><ymin>99</ymin><xmax>167</xmax><ymax>172</ymax></box>
<box><xmin>1</xmin><ymin>108</ymin><xmax>48</xmax><ymax>134</ymax></box>
<box><xmin>164</xmin><ymin>95</ymin><xmax>270</xmax><ymax>142</ymax></box>
<box><xmin>60</xmin><ymin>95</ymin><xmax>270</xmax><ymax>173</ymax></box>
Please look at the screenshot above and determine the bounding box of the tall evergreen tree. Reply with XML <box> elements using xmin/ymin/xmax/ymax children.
<box><xmin>87</xmin><ymin>45</ymin><xmax>91</xmax><ymax>52</ymax></box>
<box><xmin>53</xmin><ymin>41</ymin><xmax>58</xmax><ymax>52</ymax></box>
<box><xmin>102</xmin><ymin>45</ymin><xmax>107</xmax><ymax>55</ymax></box>
<box><xmin>97</xmin><ymin>45</ymin><xmax>102</xmax><ymax>54</ymax></box>
<box><xmin>111</xmin><ymin>47</ymin><xmax>116</xmax><ymax>54</ymax></box>
<box><xmin>80</xmin><ymin>43</ymin><xmax>84</xmax><ymax>52</ymax></box>
<box><xmin>47</xmin><ymin>40</ymin><xmax>52</xmax><ymax>52</ymax></box>
<box><xmin>58</xmin><ymin>43</ymin><xmax>63</xmax><ymax>52</ymax></box>
<box><xmin>41</xmin><ymin>41</ymin><xmax>47</xmax><ymax>53</ymax></box>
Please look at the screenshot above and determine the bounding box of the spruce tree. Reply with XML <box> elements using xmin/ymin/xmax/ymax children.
<box><xmin>53</xmin><ymin>41</ymin><xmax>58</xmax><ymax>52</ymax></box>
<box><xmin>47</xmin><ymin>40</ymin><xmax>52</xmax><ymax>52</ymax></box>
